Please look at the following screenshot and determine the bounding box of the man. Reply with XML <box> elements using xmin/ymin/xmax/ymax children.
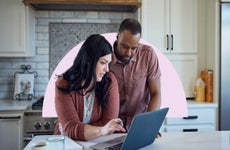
<box><xmin>110</xmin><ymin>18</ymin><xmax>161</xmax><ymax>130</ymax></box>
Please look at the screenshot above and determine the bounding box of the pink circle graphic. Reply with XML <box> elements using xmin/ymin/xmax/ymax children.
<box><xmin>42</xmin><ymin>33</ymin><xmax>188</xmax><ymax>118</ymax></box>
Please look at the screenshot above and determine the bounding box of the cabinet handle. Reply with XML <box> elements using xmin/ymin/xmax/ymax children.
<box><xmin>183</xmin><ymin>116</ymin><xmax>198</xmax><ymax>119</ymax></box>
<box><xmin>0</xmin><ymin>116</ymin><xmax>21</xmax><ymax>120</ymax></box>
<box><xmin>166</xmin><ymin>34</ymin><xmax>169</xmax><ymax>50</ymax></box>
<box><xmin>171</xmin><ymin>34</ymin><xmax>173</xmax><ymax>50</ymax></box>
<box><xmin>183</xmin><ymin>129</ymin><xmax>198</xmax><ymax>132</ymax></box>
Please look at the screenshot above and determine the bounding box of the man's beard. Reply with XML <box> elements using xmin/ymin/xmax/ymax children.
<box><xmin>114</xmin><ymin>42</ymin><xmax>131</xmax><ymax>64</ymax></box>
<box><xmin>114</xmin><ymin>48</ymin><xmax>131</xmax><ymax>64</ymax></box>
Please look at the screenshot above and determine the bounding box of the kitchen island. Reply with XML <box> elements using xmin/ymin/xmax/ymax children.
<box><xmin>76</xmin><ymin>131</ymin><xmax>230</xmax><ymax>150</ymax></box>
<box><xmin>23</xmin><ymin>135</ymin><xmax>82</xmax><ymax>150</ymax></box>
<box><xmin>24</xmin><ymin>131</ymin><xmax>230</xmax><ymax>150</ymax></box>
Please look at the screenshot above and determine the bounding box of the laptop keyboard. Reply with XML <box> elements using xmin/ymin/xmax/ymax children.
<box><xmin>107</xmin><ymin>142</ymin><xmax>123</xmax><ymax>150</ymax></box>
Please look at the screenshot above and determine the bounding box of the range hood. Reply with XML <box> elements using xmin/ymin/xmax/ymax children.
<box><xmin>23</xmin><ymin>0</ymin><xmax>142</xmax><ymax>12</ymax></box>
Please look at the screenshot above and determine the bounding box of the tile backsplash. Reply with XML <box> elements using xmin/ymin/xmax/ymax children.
<box><xmin>0</xmin><ymin>10</ymin><xmax>138</xmax><ymax>100</ymax></box>
<box><xmin>49</xmin><ymin>22</ymin><xmax>119</xmax><ymax>76</ymax></box>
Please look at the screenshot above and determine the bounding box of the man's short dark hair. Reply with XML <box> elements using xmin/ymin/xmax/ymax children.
<box><xmin>118</xmin><ymin>18</ymin><xmax>142</xmax><ymax>35</ymax></box>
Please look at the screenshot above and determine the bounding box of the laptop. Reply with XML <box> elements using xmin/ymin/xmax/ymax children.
<box><xmin>90</xmin><ymin>107</ymin><xmax>169</xmax><ymax>150</ymax></box>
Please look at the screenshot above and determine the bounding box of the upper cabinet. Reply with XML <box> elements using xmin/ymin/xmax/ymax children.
<box><xmin>141</xmin><ymin>0</ymin><xmax>197</xmax><ymax>54</ymax></box>
<box><xmin>140</xmin><ymin>0</ymin><xmax>199</xmax><ymax>98</ymax></box>
<box><xmin>0</xmin><ymin>0</ymin><xmax>35</xmax><ymax>57</ymax></box>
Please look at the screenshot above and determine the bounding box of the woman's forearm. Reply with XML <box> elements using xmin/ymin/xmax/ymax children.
<box><xmin>84</xmin><ymin>124</ymin><xmax>103</xmax><ymax>140</ymax></box>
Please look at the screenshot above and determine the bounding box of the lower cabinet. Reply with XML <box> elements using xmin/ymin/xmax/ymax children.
<box><xmin>165</xmin><ymin>124</ymin><xmax>214</xmax><ymax>132</ymax></box>
<box><xmin>0</xmin><ymin>112</ymin><xmax>23</xmax><ymax>150</ymax></box>
<box><xmin>163</xmin><ymin>101</ymin><xmax>217</xmax><ymax>132</ymax></box>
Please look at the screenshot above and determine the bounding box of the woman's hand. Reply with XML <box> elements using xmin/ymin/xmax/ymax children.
<box><xmin>84</xmin><ymin>118</ymin><xmax>125</xmax><ymax>140</ymax></box>
<box><xmin>100</xmin><ymin>118</ymin><xmax>126</xmax><ymax>136</ymax></box>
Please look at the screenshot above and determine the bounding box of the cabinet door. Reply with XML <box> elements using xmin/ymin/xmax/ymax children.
<box><xmin>170</xmin><ymin>0</ymin><xmax>197</xmax><ymax>53</ymax></box>
<box><xmin>0</xmin><ymin>0</ymin><xmax>35</xmax><ymax>57</ymax></box>
<box><xmin>0</xmin><ymin>0</ymin><xmax>25</xmax><ymax>55</ymax></box>
<box><xmin>141</xmin><ymin>0</ymin><xmax>168</xmax><ymax>52</ymax></box>
<box><xmin>0</xmin><ymin>114</ymin><xmax>23</xmax><ymax>150</ymax></box>
<box><xmin>141</xmin><ymin>0</ymin><xmax>197</xmax><ymax>54</ymax></box>
<box><xmin>166</xmin><ymin>54</ymin><xmax>197</xmax><ymax>98</ymax></box>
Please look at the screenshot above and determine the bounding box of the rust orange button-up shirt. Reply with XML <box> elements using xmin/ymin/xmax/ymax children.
<box><xmin>110</xmin><ymin>43</ymin><xmax>161</xmax><ymax>129</ymax></box>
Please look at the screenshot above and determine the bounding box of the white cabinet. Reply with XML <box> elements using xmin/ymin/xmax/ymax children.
<box><xmin>166</xmin><ymin>54</ymin><xmax>197</xmax><ymax>97</ymax></box>
<box><xmin>0</xmin><ymin>0</ymin><xmax>35</xmax><ymax>57</ymax></box>
<box><xmin>141</xmin><ymin>0</ymin><xmax>198</xmax><ymax>98</ymax></box>
<box><xmin>0</xmin><ymin>112</ymin><xmax>23</xmax><ymax>150</ymax></box>
<box><xmin>164</xmin><ymin>101</ymin><xmax>217</xmax><ymax>132</ymax></box>
<box><xmin>141</xmin><ymin>0</ymin><xmax>197</xmax><ymax>54</ymax></box>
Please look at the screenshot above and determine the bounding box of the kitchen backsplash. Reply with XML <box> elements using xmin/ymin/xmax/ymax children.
<box><xmin>0</xmin><ymin>10</ymin><xmax>138</xmax><ymax>99</ymax></box>
<box><xmin>49</xmin><ymin>23</ymin><xmax>119</xmax><ymax>76</ymax></box>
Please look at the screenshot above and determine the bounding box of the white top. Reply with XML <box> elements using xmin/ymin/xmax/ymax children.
<box><xmin>83</xmin><ymin>91</ymin><xmax>95</xmax><ymax>124</ymax></box>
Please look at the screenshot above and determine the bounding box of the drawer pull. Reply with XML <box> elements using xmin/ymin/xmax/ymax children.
<box><xmin>183</xmin><ymin>116</ymin><xmax>198</xmax><ymax>120</ymax></box>
<box><xmin>183</xmin><ymin>129</ymin><xmax>198</xmax><ymax>132</ymax></box>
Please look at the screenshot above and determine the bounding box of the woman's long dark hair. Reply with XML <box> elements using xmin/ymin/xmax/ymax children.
<box><xmin>57</xmin><ymin>34</ymin><xmax>112</xmax><ymax>109</ymax></box>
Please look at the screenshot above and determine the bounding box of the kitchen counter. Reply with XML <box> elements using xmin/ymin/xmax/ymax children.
<box><xmin>77</xmin><ymin>131</ymin><xmax>230</xmax><ymax>150</ymax></box>
<box><xmin>140</xmin><ymin>131</ymin><xmax>230</xmax><ymax>150</ymax></box>
<box><xmin>187</xmin><ymin>100</ymin><xmax>218</xmax><ymax>108</ymax></box>
<box><xmin>24</xmin><ymin>135</ymin><xmax>83</xmax><ymax>150</ymax></box>
<box><xmin>0</xmin><ymin>100</ymin><xmax>35</xmax><ymax>111</ymax></box>
<box><xmin>0</xmin><ymin>99</ymin><xmax>218</xmax><ymax>111</ymax></box>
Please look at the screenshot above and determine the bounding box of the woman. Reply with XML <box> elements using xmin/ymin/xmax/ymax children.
<box><xmin>54</xmin><ymin>34</ymin><xmax>125</xmax><ymax>141</ymax></box>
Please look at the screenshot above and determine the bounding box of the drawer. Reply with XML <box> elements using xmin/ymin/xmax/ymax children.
<box><xmin>165</xmin><ymin>124</ymin><xmax>215</xmax><ymax>132</ymax></box>
<box><xmin>165</xmin><ymin>108</ymin><xmax>215</xmax><ymax>125</ymax></box>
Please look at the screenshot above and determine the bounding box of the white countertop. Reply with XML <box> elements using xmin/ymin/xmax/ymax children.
<box><xmin>187</xmin><ymin>100</ymin><xmax>218</xmax><ymax>108</ymax></box>
<box><xmin>77</xmin><ymin>131</ymin><xmax>230</xmax><ymax>150</ymax></box>
<box><xmin>140</xmin><ymin>131</ymin><xmax>230</xmax><ymax>150</ymax></box>
<box><xmin>0</xmin><ymin>100</ymin><xmax>34</xmax><ymax>111</ymax></box>
<box><xmin>24</xmin><ymin>135</ymin><xmax>83</xmax><ymax>150</ymax></box>
<box><xmin>0</xmin><ymin>99</ymin><xmax>217</xmax><ymax>111</ymax></box>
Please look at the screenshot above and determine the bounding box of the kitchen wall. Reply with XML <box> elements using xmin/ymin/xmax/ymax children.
<box><xmin>0</xmin><ymin>10</ymin><xmax>138</xmax><ymax>100</ymax></box>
